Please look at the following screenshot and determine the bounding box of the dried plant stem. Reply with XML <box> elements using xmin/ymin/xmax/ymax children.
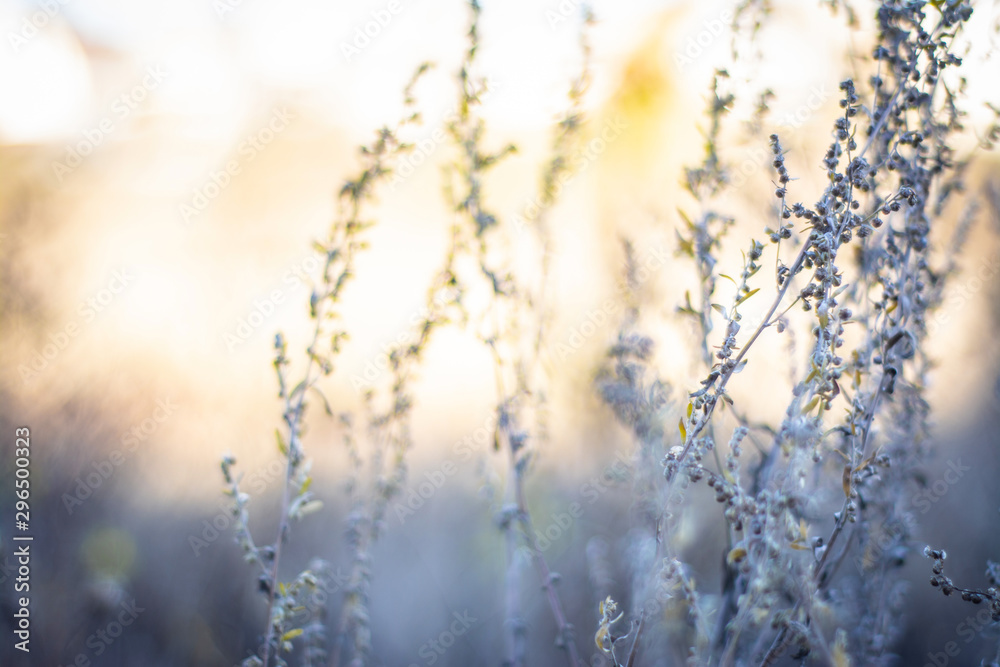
<box><xmin>503</xmin><ymin>520</ymin><xmax>527</xmax><ymax>667</ymax></box>
<box><xmin>262</xmin><ymin>224</ymin><xmax>358</xmax><ymax>667</ymax></box>
<box><xmin>513</xmin><ymin>476</ymin><xmax>582</xmax><ymax>667</ymax></box>
<box><xmin>623</xmin><ymin>611</ymin><xmax>645</xmax><ymax>667</ymax></box>
<box><xmin>675</xmin><ymin>241</ymin><xmax>809</xmax><ymax>472</ymax></box>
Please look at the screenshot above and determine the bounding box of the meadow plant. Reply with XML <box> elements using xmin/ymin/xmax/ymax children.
<box><xmin>598</xmin><ymin>1</ymin><xmax>997</xmax><ymax>664</ymax></box>
<box><xmin>221</xmin><ymin>1</ymin><xmax>999</xmax><ymax>665</ymax></box>
<box><xmin>221</xmin><ymin>64</ymin><xmax>434</xmax><ymax>666</ymax></box>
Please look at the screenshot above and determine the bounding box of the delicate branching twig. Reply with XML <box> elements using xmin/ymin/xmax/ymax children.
<box><xmin>224</xmin><ymin>64</ymin><xmax>430</xmax><ymax>667</ymax></box>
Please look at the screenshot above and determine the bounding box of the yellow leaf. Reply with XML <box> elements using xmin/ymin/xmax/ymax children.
<box><xmin>832</xmin><ymin>629</ymin><xmax>852</xmax><ymax>667</ymax></box>
<box><xmin>595</xmin><ymin>626</ymin><xmax>607</xmax><ymax>652</ymax></box>
<box><xmin>735</xmin><ymin>287</ymin><xmax>760</xmax><ymax>307</ymax></box>
<box><xmin>726</xmin><ymin>546</ymin><xmax>747</xmax><ymax>566</ymax></box>
<box><xmin>805</xmin><ymin>361</ymin><xmax>821</xmax><ymax>383</ymax></box>
<box><xmin>282</xmin><ymin>628</ymin><xmax>304</xmax><ymax>642</ymax></box>
<box><xmin>678</xmin><ymin>418</ymin><xmax>687</xmax><ymax>441</ymax></box>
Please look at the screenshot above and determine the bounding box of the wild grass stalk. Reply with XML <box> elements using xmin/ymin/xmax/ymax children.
<box><xmin>222</xmin><ymin>2</ymin><xmax>997</xmax><ymax>665</ymax></box>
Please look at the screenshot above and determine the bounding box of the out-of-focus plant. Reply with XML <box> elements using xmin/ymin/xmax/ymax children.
<box><xmin>597</xmin><ymin>1</ymin><xmax>997</xmax><ymax>665</ymax></box>
<box><xmin>222</xmin><ymin>1</ymin><xmax>594</xmax><ymax>664</ymax></box>
<box><xmin>220</xmin><ymin>1</ymin><xmax>999</xmax><ymax>665</ymax></box>
<box><xmin>221</xmin><ymin>64</ymin><xmax>433</xmax><ymax>667</ymax></box>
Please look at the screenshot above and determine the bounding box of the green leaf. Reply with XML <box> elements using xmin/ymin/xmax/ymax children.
<box><xmin>282</xmin><ymin>628</ymin><xmax>304</xmax><ymax>642</ymax></box>
<box><xmin>275</xmin><ymin>429</ymin><xmax>288</xmax><ymax>456</ymax></box>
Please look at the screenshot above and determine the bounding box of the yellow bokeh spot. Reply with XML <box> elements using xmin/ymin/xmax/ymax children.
<box><xmin>81</xmin><ymin>526</ymin><xmax>138</xmax><ymax>581</ymax></box>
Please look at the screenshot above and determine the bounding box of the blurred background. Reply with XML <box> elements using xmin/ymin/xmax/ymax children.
<box><xmin>0</xmin><ymin>0</ymin><xmax>998</xmax><ymax>665</ymax></box>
